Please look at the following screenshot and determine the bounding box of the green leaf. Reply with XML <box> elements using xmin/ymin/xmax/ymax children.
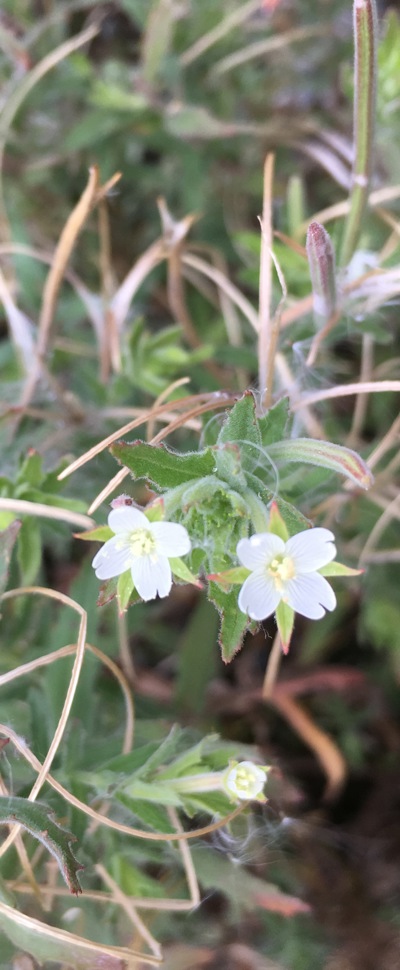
<box><xmin>17</xmin><ymin>450</ymin><xmax>43</xmax><ymax>488</ymax></box>
<box><xmin>0</xmin><ymin>520</ymin><xmax>21</xmax><ymax>596</ymax></box>
<box><xmin>275</xmin><ymin>601</ymin><xmax>295</xmax><ymax>654</ymax></box>
<box><xmin>175</xmin><ymin>598</ymin><xmax>219</xmax><ymax>716</ymax></box>
<box><xmin>115</xmin><ymin>792</ymin><xmax>175</xmax><ymax>833</ymax></box>
<box><xmin>267</xmin><ymin>438</ymin><xmax>374</xmax><ymax>489</ymax></box>
<box><xmin>17</xmin><ymin>517</ymin><xmax>41</xmax><ymax>584</ymax></box>
<box><xmin>258</xmin><ymin>398</ymin><xmax>290</xmax><ymax>446</ymax></box>
<box><xmin>216</xmin><ymin>392</ymin><xmax>261</xmax><ymax>489</ymax></box>
<box><xmin>110</xmin><ymin>440</ymin><xmax>215</xmax><ymax>489</ymax></box>
<box><xmin>0</xmin><ymin>797</ymin><xmax>83</xmax><ymax>894</ymax></box>
<box><xmin>208</xmin><ymin>582</ymin><xmax>250</xmax><ymax>663</ymax></box>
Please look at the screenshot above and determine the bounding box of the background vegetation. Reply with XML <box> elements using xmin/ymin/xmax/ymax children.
<box><xmin>1</xmin><ymin>1</ymin><xmax>400</xmax><ymax>968</ymax></box>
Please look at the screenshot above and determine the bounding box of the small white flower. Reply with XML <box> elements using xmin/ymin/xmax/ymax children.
<box><xmin>237</xmin><ymin>528</ymin><xmax>337</xmax><ymax>622</ymax></box>
<box><xmin>223</xmin><ymin>761</ymin><xmax>268</xmax><ymax>801</ymax></box>
<box><xmin>92</xmin><ymin>506</ymin><xmax>191</xmax><ymax>602</ymax></box>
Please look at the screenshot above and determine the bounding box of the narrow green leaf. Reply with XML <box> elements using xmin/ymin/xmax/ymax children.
<box><xmin>0</xmin><ymin>520</ymin><xmax>21</xmax><ymax>596</ymax></box>
<box><xmin>175</xmin><ymin>598</ymin><xmax>219</xmax><ymax>716</ymax></box>
<box><xmin>0</xmin><ymin>797</ymin><xmax>83</xmax><ymax>894</ymax></box>
<box><xmin>268</xmin><ymin>438</ymin><xmax>373</xmax><ymax>489</ymax></box>
<box><xmin>110</xmin><ymin>440</ymin><xmax>215</xmax><ymax>489</ymax></box>
<box><xmin>17</xmin><ymin>518</ymin><xmax>41</xmax><ymax>584</ymax></box>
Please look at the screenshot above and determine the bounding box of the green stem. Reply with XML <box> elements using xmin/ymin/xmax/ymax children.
<box><xmin>340</xmin><ymin>0</ymin><xmax>377</xmax><ymax>267</ymax></box>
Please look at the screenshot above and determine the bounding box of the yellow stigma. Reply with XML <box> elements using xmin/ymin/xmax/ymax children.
<box><xmin>267</xmin><ymin>555</ymin><xmax>295</xmax><ymax>590</ymax></box>
<box><xmin>128</xmin><ymin>528</ymin><xmax>156</xmax><ymax>557</ymax></box>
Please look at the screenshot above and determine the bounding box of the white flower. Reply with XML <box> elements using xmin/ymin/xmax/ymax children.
<box><xmin>236</xmin><ymin>528</ymin><xmax>337</xmax><ymax>622</ymax></box>
<box><xmin>92</xmin><ymin>506</ymin><xmax>191</xmax><ymax>602</ymax></box>
<box><xmin>223</xmin><ymin>761</ymin><xmax>268</xmax><ymax>801</ymax></box>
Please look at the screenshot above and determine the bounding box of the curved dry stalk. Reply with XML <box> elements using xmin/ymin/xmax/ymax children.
<box><xmin>0</xmin><ymin>724</ymin><xmax>246</xmax><ymax>844</ymax></box>
<box><xmin>95</xmin><ymin>864</ymin><xmax>162</xmax><ymax>961</ymax></box>
<box><xmin>358</xmin><ymin>492</ymin><xmax>400</xmax><ymax>566</ymax></box>
<box><xmin>0</xmin><ymin>498</ymin><xmax>95</xmax><ymax>530</ymax></box>
<box><xmin>182</xmin><ymin>252</ymin><xmax>259</xmax><ymax>332</ymax></box>
<box><xmin>0</xmin><ymin>642</ymin><xmax>134</xmax><ymax>756</ymax></box>
<box><xmin>146</xmin><ymin>376</ymin><xmax>191</xmax><ymax>443</ymax></box>
<box><xmin>211</xmin><ymin>24</ymin><xmax>325</xmax><ymax>77</ymax></box>
<box><xmin>0</xmin><ymin>897</ymin><xmax>160</xmax><ymax>968</ymax></box>
<box><xmin>293</xmin><ymin>380</ymin><xmax>400</xmax><ymax>411</ymax></box>
<box><xmin>180</xmin><ymin>0</ymin><xmax>261</xmax><ymax>67</ymax></box>
<box><xmin>346</xmin><ymin>333</ymin><xmax>374</xmax><ymax>447</ymax></box>
<box><xmin>0</xmin><ymin>587</ymin><xmax>87</xmax><ymax>859</ymax></box>
<box><xmin>0</xmin><ymin>22</ymin><xmax>100</xmax><ymax>245</ymax></box>
<box><xmin>269</xmin><ymin>694</ymin><xmax>347</xmax><ymax>801</ymax></box>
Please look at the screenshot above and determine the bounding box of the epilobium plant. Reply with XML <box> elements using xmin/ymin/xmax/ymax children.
<box><xmin>88</xmin><ymin>392</ymin><xmax>369</xmax><ymax>659</ymax></box>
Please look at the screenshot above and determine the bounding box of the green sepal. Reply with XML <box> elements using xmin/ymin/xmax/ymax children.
<box><xmin>0</xmin><ymin>796</ymin><xmax>83</xmax><ymax>894</ymax></box>
<box><xmin>117</xmin><ymin>570</ymin><xmax>135</xmax><ymax>611</ymax></box>
<box><xmin>170</xmin><ymin>557</ymin><xmax>202</xmax><ymax>587</ymax></box>
<box><xmin>319</xmin><ymin>561</ymin><xmax>363</xmax><ymax>577</ymax></box>
<box><xmin>207</xmin><ymin>566</ymin><xmax>250</xmax><ymax>589</ymax></box>
<box><xmin>275</xmin><ymin>601</ymin><xmax>295</xmax><ymax>654</ymax></box>
<box><xmin>268</xmin><ymin>501</ymin><xmax>289</xmax><ymax>541</ymax></box>
<box><xmin>75</xmin><ymin>525</ymin><xmax>113</xmax><ymax>542</ymax></box>
<box><xmin>110</xmin><ymin>439</ymin><xmax>215</xmax><ymax>489</ymax></box>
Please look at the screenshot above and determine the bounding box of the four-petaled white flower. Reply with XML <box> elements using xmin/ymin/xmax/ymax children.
<box><xmin>92</xmin><ymin>506</ymin><xmax>191</xmax><ymax>602</ymax></box>
<box><xmin>236</xmin><ymin>528</ymin><xmax>337</xmax><ymax>622</ymax></box>
<box><xmin>223</xmin><ymin>761</ymin><xmax>268</xmax><ymax>801</ymax></box>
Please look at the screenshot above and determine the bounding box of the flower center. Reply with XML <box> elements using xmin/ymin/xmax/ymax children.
<box><xmin>128</xmin><ymin>528</ymin><xmax>156</xmax><ymax>558</ymax></box>
<box><xmin>230</xmin><ymin>765</ymin><xmax>259</xmax><ymax>796</ymax></box>
<box><xmin>267</xmin><ymin>554</ymin><xmax>295</xmax><ymax>590</ymax></box>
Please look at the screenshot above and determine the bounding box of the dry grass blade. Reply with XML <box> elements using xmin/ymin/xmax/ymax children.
<box><xmin>180</xmin><ymin>0</ymin><xmax>261</xmax><ymax>67</ymax></box>
<box><xmin>269</xmin><ymin>694</ymin><xmax>347</xmax><ymax>800</ymax></box>
<box><xmin>212</xmin><ymin>25</ymin><xmax>325</xmax><ymax>76</ymax></box>
<box><xmin>0</xmin><ymin>498</ymin><xmax>95</xmax><ymax>530</ymax></box>
<box><xmin>16</xmin><ymin>167</ymin><xmax>120</xmax><ymax>419</ymax></box>
<box><xmin>0</xmin><ymin>587</ymin><xmax>87</xmax><ymax>859</ymax></box>
<box><xmin>0</xmin><ymin>642</ymin><xmax>134</xmax><ymax>756</ymax></box>
<box><xmin>0</xmin><ymin>898</ymin><xmax>160</xmax><ymax>968</ymax></box>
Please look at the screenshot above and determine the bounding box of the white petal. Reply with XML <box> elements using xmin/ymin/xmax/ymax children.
<box><xmin>236</xmin><ymin>533</ymin><xmax>285</xmax><ymax>570</ymax></box>
<box><xmin>131</xmin><ymin>554</ymin><xmax>172</xmax><ymax>601</ymax></box>
<box><xmin>238</xmin><ymin>571</ymin><xmax>281</xmax><ymax>621</ymax></box>
<box><xmin>284</xmin><ymin>572</ymin><xmax>337</xmax><ymax>619</ymax></box>
<box><xmin>108</xmin><ymin>506</ymin><xmax>149</xmax><ymax>535</ymax></box>
<box><xmin>150</xmin><ymin>521</ymin><xmax>191</xmax><ymax>557</ymax></box>
<box><xmin>225</xmin><ymin>762</ymin><xmax>267</xmax><ymax>800</ymax></box>
<box><xmin>92</xmin><ymin>536</ymin><xmax>132</xmax><ymax>579</ymax></box>
<box><xmin>285</xmin><ymin>528</ymin><xmax>336</xmax><ymax>573</ymax></box>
